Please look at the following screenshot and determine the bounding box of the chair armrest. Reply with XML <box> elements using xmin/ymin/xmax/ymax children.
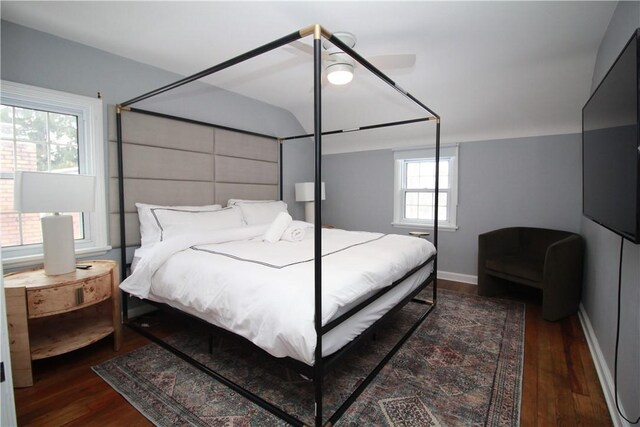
<box><xmin>543</xmin><ymin>234</ymin><xmax>584</xmax><ymax>283</ymax></box>
<box><xmin>541</xmin><ymin>234</ymin><xmax>584</xmax><ymax>320</ymax></box>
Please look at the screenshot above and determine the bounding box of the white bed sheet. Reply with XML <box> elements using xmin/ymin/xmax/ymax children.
<box><xmin>131</xmin><ymin>245</ymin><xmax>151</xmax><ymax>271</ymax></box>
<box><xmin>123</xmin><ymin>228</ymin><xmax>435</xmax><ymax>365</ymax></box>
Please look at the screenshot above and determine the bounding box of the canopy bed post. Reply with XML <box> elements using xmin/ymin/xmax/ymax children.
<box><xmin>279</xmin><ymin>141</ymin><xmax>283</xmax><ymax>201</ymax></box>
<box><xmin>115</xmin><ymin>107</ymin><xmax>126</xmax><ymax>282</ymax></box>
<box><xmin>312</xmin><ymin>24</ymin><xmax>324</xmax><ymax>427</ymax></box>
<box><xmin>115</xmin><ymin>105</ymin><xmax>129</xmax><ymax>326</ymax></box>
<box><xmin>433</xmin><ymin>119</ymin><xmax>441</xmax><ymax>301</ymax></box>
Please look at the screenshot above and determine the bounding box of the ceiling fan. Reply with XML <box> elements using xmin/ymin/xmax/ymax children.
<box><xmin>287</xmin><ymin>31</ymin><xmax>416</xmax><ymax>87</ymax></box>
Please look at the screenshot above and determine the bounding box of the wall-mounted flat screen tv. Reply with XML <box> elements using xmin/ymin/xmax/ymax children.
<box><xmin>583</xmin><ymin>29</ymin><xmax>640</xmax><ymax>244</ymax></box>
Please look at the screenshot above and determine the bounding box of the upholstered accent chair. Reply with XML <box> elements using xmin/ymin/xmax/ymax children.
<box><xmin>478</xmin><ymin>227</ymin><xmax>584</xmax><ymax>321</ymax></box>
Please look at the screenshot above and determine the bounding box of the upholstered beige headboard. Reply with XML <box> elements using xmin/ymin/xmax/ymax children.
<box><xmin>108</xmin><ymin>109</ymin><xmax>279</xmax><ymax>247</ymax></box>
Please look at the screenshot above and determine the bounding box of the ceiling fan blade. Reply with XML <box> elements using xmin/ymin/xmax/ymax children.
<box><xmin>285</xmin><ymin>41</ymin><xmax>332</xmax><ymax>60</ymax></box>
<box><xmin>287</xmin><ymin>40</ymin><xmax>313</xmax><ymax>55</ymax></box>
<box><xmin>364</xmin><ymin>54</ymin><xmax>416</xmax><ymax>69</ymax></box>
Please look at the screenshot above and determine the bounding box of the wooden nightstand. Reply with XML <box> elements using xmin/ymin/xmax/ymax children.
<box><xmin>4</xmin><ymin>260</ymin><xmax>121</xmax><ymax>387</ymax></box>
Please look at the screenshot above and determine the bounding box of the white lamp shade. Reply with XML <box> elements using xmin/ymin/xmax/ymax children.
<box><xmin>14</xmin><ymin>171</ymin><xmax>96</xmax><ymax>213</ymax></box>
<box><xmin>326</xmin><ymin>63</ymin><xmax>354</xmax><ymax>85</ymax></box>
<box><xmin>295</xmin><ymin>182</ymin><xmax>326</xmax><ymax>202</ymax></box>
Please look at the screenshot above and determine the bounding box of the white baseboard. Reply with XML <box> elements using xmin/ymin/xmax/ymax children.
<box><xmin>577</xmin><ymin>303</ymin><xmax>630</xmax><ymax>427</ymax></box>
<box><xmin>438</xmin><ymin>270</ymin><xmax>478</xmax><ymax>285</ymax></box>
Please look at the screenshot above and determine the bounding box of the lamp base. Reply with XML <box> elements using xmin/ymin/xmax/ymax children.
<box><xmin>304</xmin><ymin>202</ymin><xmax>315</xmax><ymax>224</ymax></box>
<box><xmin>41</xmin><ymin>214</ymin><xmax>76</xmax><ymax>276</ymax></box>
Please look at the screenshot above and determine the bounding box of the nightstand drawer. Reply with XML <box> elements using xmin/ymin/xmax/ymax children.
<box><xmin>26</xmin><ymin>274</ymin><xmax>112</xmax><ymax>318</ymax></box>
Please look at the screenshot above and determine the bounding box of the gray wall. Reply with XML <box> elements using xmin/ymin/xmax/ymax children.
<box><xmin>0</xmin><ymin>20</ymin><xmax>314</xmax><ymax>265</ymax></box>
<box><xmin>581</xmin><ymin>1</ymin><xmax>639</xmax><ymax>421</ymax></box>
<box><xmin>322</xmin><ymin>133</ymin><xmax>582</xmax><ymax>275</ymax></box>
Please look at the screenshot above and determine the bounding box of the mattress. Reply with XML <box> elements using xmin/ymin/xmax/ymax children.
<box><xmin>123</xmin><ymin>227</ymin><xmax>436</xmax><ymax>365</ymax></box>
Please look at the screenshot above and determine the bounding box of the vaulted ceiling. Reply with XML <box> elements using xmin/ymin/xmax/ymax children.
<box><xmin>1</xmin><ymin>1</ymin><xmax>616</xmax><ymax>153</ymax></box>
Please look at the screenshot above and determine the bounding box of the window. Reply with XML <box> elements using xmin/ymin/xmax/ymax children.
<box><xmin>392</xmin><ymin>145</ymin><xmax>459</xmax><ymax>230</ymax></box>
<box><xmin>1</xmin><ymin>81</ymin><xmax>108</xmax><ymax>267</ymax></box>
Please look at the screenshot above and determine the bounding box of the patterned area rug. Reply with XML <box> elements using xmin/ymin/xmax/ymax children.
<box><xmin>93</xmin><ymin>290</ymin><xmax>524</xmax><ymax>426</ymax></box>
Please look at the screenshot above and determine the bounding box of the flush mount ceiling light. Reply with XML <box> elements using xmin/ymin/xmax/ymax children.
<box><xmin>326</xmin><ymin>62</ymin><xmax>354</xmax><ymax>85</ymax></box>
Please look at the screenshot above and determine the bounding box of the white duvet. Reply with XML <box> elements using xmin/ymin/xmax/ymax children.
<box><xmin>121</xmin><ymin>225</ymin><xmax>436</xmax><ymax>364</ymax></box>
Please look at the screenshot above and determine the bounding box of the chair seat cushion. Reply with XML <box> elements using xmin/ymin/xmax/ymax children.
<box><xmin>485</xmin><ymin>254</ymin><xmax>544</xmax><ymax>284</ymax></box>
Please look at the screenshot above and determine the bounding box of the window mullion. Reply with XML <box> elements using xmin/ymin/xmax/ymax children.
<box><xmin>11</xmin><ymin>106</ymin><xmax>17</xmax><ymax>174</ymax></box>
<box><xmin>46</xmin><ymin>112</ymin><xmax>52</xmax><ymax>172</ymax></box>
<box><xmin>17</xmin><ymin>213</ymin><xmax>23</xmax><ymax>246</ymax></box>
<box><xmin>9</xmin><ymin>107</ymin><xmax>25</xmax><ymax>246</ymax></box>
<box><xmin>401</xmin><ymin>188</ymin><xmax>406</xmax><ymax>219</ymax></box>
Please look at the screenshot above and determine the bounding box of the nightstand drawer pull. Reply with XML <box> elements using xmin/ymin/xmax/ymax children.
<box><xmin>75</xmin><ymin>288</ymin><xmax>84</xmax><ymax>305</ymax></box>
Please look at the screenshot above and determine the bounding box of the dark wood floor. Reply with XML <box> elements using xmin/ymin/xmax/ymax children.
<box><xmin>13</xmin><ymin>280</ymin><xmax>612</xmax><ymax>426</ymax></box>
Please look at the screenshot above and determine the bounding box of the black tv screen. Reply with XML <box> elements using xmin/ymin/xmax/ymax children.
<box><xmin>583</xmin><ymin>29</ymin><xmax>640</xmax><ymax>244</ymax></box>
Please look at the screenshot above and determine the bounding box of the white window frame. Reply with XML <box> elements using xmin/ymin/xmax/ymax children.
<box><xmin>392</xmin><ymin>144</ymin><xmax>459</xmax><ymax>231</ymax></box>
<box><xmin>1</xmin><ymin>80</ymin><xmax>110</xmax><ymax>267</ymax></box>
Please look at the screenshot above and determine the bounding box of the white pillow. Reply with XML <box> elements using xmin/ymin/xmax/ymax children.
<box><xmin>151</xmin><ymin>206</ymin><xmax>244</xmax><ymax>241</ymax></box>
<box><xmin>230</xmin><ymin>200</ymin><xmax>289</xmax><ymax>225</ymax></box>
<box><xmin>136</xmin><ymin>203</ymin><xmax>222</xmax><ymax>247</ymax></box>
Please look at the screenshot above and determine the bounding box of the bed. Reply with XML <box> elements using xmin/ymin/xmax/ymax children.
<box><xmin>115</xmin><ymin>24</ymin><xmax>441</xmax><ymax>427</ymax></box>
<box><xmin>123</xmin><ymin>221</ymin><xmax>436</xmax><ymax>365</ymax></box>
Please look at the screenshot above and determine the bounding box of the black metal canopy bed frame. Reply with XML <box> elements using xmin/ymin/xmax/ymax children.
<box><xmin>116</xmin><ymin>24</ymin><xmax>441</xmax><ymax>427</ymax></box>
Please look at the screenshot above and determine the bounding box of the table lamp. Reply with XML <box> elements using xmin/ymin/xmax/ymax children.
<box><xmin>14</xmin><ymin>171</ymin><xmax>96</xmax><ymax>276</ymax></box>
<box><xmin>295</xmin><ymin>182</ymin><xmax>326</xmax><ymax>223</ymax></box>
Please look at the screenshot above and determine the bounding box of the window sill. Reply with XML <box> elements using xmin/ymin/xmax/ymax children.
<box><xmin>2</xmin><ymin>245</ymin><xmax>112</xmax><ymax>270</ymax></box>
<box><xmin>391</xmin><ymin>222</ymin><xmax>458</xmax><ymax>232</ymax></box>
